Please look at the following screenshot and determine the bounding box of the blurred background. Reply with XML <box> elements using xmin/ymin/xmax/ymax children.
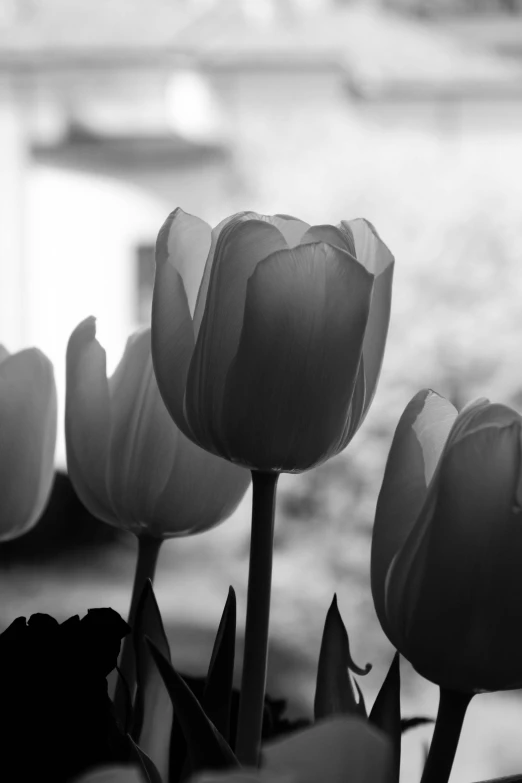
<box><xmin>2</xmin><ymin>0</ymin><xmax>522</xmax><ymax>780</ymax></box>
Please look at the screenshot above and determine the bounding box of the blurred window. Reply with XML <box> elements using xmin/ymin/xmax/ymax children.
<box><xmin>136</xmin><ymin>243</ymin><xmax>155</xmax><ymax>326</ymax></box>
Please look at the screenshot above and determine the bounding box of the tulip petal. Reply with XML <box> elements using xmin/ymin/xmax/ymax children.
<box><xmin>0</xmin><ymin>348</ymin><xmax>57</xmax><ymax>541</ymax></box>
<box><xmin>344</xmin><ymin>219</ymin><xmax>393</xmax><ymax>275</ymax></box>
<box><xmin>156</xmin><ymin>208</ymin><xmax>212</xmax><ymax>315</ymax></box>
<box><xmin>73</xmin><ymin>767</ymin><xmax>144</xmax><ymax>783</ymax></box>
<box><xmin>261</xmin><ymin>716</ymin><xmax>393</xmax><ymax>783</ymax></box>
<box><xmin>193</xmin><ymin>212</ymin><xmax>259</xmax><ymax>338</ymax></box>
<box><xmin>151</xmin><ymin>255</ymin><xmax>197</xmax><ymax>441</ymax></box>
<box><xmin>151</xmin><ymin>431</ymin><xmax>250</xmax><ymax>537</ymax></box>
<box><xmin>371</xmin><ymin>390</ymin><xmax>457</xmax><ymax>634</ymax></box>
<box><xmin>266</xmin><ymin>214</ymin><xmax>310</xmax><ymax>246</ymax></box>
<box><xmin>220</xmin><ymin>242</ymin><xmax>374</xmax><ymax>471</ymax></box>
<box><xmin>346</xmin><ymin>220</ymin><xmax>394</xmax><ymax>426</ymax></box>
<box><xmin>66</xmin><ymin>318</ymin><xmax>115</xmax><ymax>526</ymax></box>
<box><xmin>336</xmin><ymin>357</ymin><xmax>366</xmax><ymax>450</ymax></box>
<box><xmin>193</xmin><ymin>214</ymin><xmax>308</xmax><ymax>338</ymax></box>
<box><xmin>186</xmin><ymin>219</ymin><xmax>288</xmax><ymax>454</ymax></box>
<box><xmin>299</xmin><ymin>224</ymin><xmax>356</xmax><ymax>257</ymax></box>
<box><xmin>105</xmin><ymin>328</ymin><xmax>180</xmax><ymax>533</ymax></box>
<box><xmin>395</xmin><ymin>412</ymin><xmax>522</xmax><ymax>691</ymax></box>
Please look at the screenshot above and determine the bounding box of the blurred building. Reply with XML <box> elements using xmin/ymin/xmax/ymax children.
<box><xmin>1</xmin><ymin>0</ymin><xmax>522</xmax><ymax>465</ymax></box>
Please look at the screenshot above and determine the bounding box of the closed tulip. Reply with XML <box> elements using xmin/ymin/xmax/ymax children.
<box><xmin>65</xmin><ymin>317</ymin><xmax>250</xmax><ymax>538</ymax></box>
<box><xmin>0</xmin><ymin>346</ymin><xmax>57</xmax><ymax>541</ymax></box>
<box><xmin>371</xmin><ymin>389</ymin><xmax>522</xmax><ymax>693</ymax></box>
<box><xmin>152</xmin><ymin>209</ymin><xmax>394</xmax><ymax>473</ymax></box>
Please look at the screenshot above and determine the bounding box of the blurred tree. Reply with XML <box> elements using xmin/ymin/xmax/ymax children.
<box><xmin>379</xmin><ymin>0</ymin><xmax>522</xmax><ymax>15</ymax></box>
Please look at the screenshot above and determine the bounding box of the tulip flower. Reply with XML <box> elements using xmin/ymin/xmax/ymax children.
<box><xmin>77</xmin><ymin>716</ymin><xmax>392</xmax><ymax>783</ymax></box>
<box><xmin>66</xmin><ymin>317</ymin><xmax>251</xmax><ymax>725</ymax></box>
<box><xmin>151</xmin><ymin>208</ymin><xmax>394</xmax><ymax>473</ymax></box>
<box><xmin>66</xmin><ymin>317</ymin><xmax>250</xmax><ymax>539</ymax></box>
<box><xmin>372</xmin><ymin>391</ymin><xmax>522</xmax><ymax>783</ymax></box>
<box><xmin>371</xmin><ymin>389</ymin><xmax>522</xmax><ymax>694</ymax></box>
<box><xmin>0</xmin><ymin>345</ymin><xmax>57</xmax><ymax>541</ymax></box>
<box><xmin>151</xmin><ymin>208</ymin><xmax>393</xmax><ymax>765</ymax></box>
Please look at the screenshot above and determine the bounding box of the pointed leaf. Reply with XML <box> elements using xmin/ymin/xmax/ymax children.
<box><xmin>126</xmin><ymin>734</ymin><xmax>164</xmax><ymax>783</ymax></box>
<box><xmin>146</xmin><ymin>637</ymin><xmax>240</xmax><ymax>776</ymax></box>
<box><xmin>369</xmin><ymin>654</ymin><xmax>401</xmax><ymax>783</ymax></box>
<box><xmin>202</xmin><ymin>586</ymin><xmax>237</xmax><ymax>743</ymax></box>
<box><xmin>132</xmin><ymin>579</ymin><xmax>174</xmax><ymax>782</ymax></box>
<box><xmin>400</xmin><ymin>716</ymin><xmax>434</xmax><ymax>734</ymax></box>
<box><xmin>314</xmin><ymin>595</ymin><xmax>371</xmax><ymax>721</ymax></box>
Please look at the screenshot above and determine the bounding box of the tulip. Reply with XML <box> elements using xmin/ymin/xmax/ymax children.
<box><xmin>151</xmin><ymin>209</ymin><xmax>394</xmax><ymax>473</ymax></box>
<box><xmin>0</xmin><ymin>345</ymin><xmax>57</xmax><ymax>541</ymax></box>
<box><xmin>372</xmin><ymin>391</ymin><xmax>522</xmax><ymax>783</ymax></box>
<box><xmin>66</xmin><ymin>317</ymin><xmax>250</xmax><ymax>539</ymax></box>
<box><xmin>371</xmin><ymin>389</ymin><xmax>522</xmax><ymax>694</ymax></box>
<box><xmin>66</xmin><ymin>317</ymin><xmax>251</xmax><ymax>725</ymax></box>
<box><xmin>151</xmin><ymin>208</ymin><xmax>393</xmax><ymax>765</ymax></box>
<box><xmin>77</xmin><ymin>716</ymin><xmax>392</xmax><ymax>783</ymax></box>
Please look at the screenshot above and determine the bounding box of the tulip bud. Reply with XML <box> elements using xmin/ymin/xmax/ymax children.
<box><xmin>0</xmin><ymin>346</ymin><xmax>57</xmax><ymax>541</ymax></box>
<box><xmin>151</xmin><ymin>209</ymin><xmax>394</xmax><ymax>473</ymax></box>
<box><xmin>65</xmin><ymin>318</ymin><xmax>250</xmax><ymax>538</ymax></box>
<box><xmin>371</xmin><ymin>389</ymin><xmax>522</xmax><ymax>693</ymax></box>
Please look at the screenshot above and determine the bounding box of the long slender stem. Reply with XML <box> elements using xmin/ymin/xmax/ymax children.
<box><xmin>235</xmin><ymin>470</ymin><xmax>279</xmax><ymax>767</ymax></box>
<box><xmin>113</xmin><ymin>534</ymin><xmax>162</xmax><ymax>727</ymax></box>
<box><xmin>421</xmin><ymin>688</ymin><xmax>473</xmax><ymax>783</ymax></box>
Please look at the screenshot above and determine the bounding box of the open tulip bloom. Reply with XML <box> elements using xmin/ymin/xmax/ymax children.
<box><xmin>151</xmin><ymin>209</ymin><xmax>394</xmax><ymax>473</ymax></box>
<box><xmin>372</xmin><ymin>389</ymin><xmax>522</xmax><ymax>782</ymax></box>
<box><xmin>66</xmin><ymin>317</ymin><xmax>250</xmax><ymax>540</ymax></box>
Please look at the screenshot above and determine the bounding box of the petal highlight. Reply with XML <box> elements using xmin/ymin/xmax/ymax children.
<box><xmin>156</xmin><ymin>208</ymin><xmax>211</xmax><ymax>315</ymax></box>
<box><xmin>344</xmin><ymin>219</ymin><xmax>393</xmax><ymax>275</ymax></box>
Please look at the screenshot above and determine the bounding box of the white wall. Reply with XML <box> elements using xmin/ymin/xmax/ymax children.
<box><xmin>25</xmin><ymin>165</ymin><xmax>170</xmax><ymax>467</ymax></box>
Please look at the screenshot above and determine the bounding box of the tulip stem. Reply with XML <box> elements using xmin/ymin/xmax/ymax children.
<box><xmin>113</xmin><ymin>534</ymin><xmax>162</xmax><ymax>729</ymax></box>
<box><xmin>236</xmin><ymin>470</ymin><xmax>279</xmax><ymax>767</ymax></box>
<box><xmin>421</xmin><ymin>688</ymin><xmax>473</xmax><ymax>783</ymax></box>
